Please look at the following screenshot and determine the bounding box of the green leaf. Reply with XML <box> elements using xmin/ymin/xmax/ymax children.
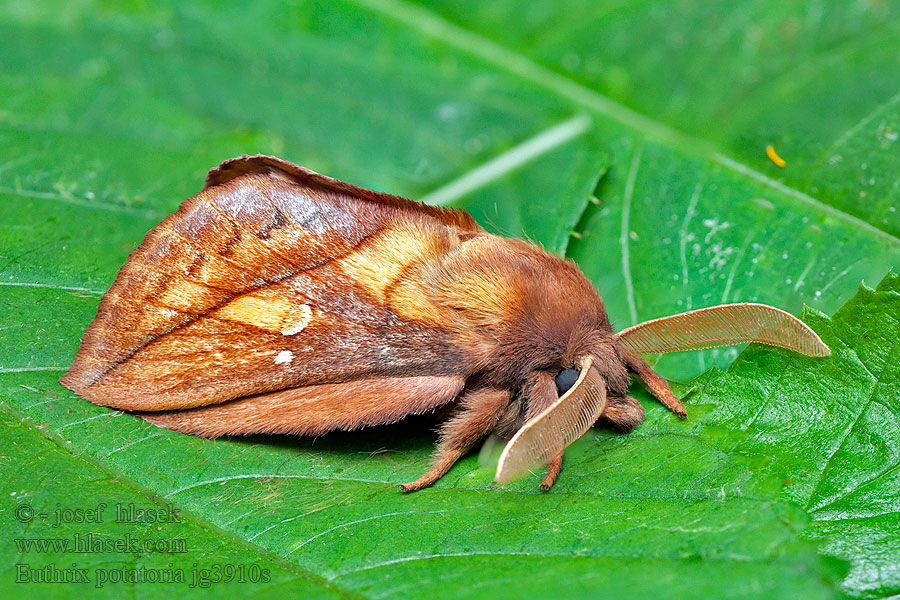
<box><xmin>2</xmin><ymin>287</ymin><xmax>843</xmax><ymax>599</ymax></box>
<box><xmin>0</xmin><ymin>406</ymin><xmax>346</xmax><ymax>599</ymax></box>
<box><xmin>2</xmin><ymin>1</ymin><xmax>899</xmax><ymax>598</ymax></box>
<box><xmin>367</xmin><ymin>0</ymin><xmax>900</xmax><ymax>377</ymax></box>
<box><xmin>418</xmin><ymin>0</ymin><xmax>900</xmax><ymax>237</ymax></box>
<box><xmin>687</xmin><ymin>272</ymin><xmax>900</xmax><ymax>599</ymax></box>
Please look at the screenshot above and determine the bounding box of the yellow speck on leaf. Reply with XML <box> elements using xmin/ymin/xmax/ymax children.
<box><xmin>766</xmin><ymin>145</ymin><xmax>786</xmax><ymax>168</ymax></box>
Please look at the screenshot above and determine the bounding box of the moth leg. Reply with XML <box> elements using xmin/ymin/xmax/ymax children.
<box><xmin>525</xmin><ymin>371</ymin><xmax>568</xmax><ymax>491</ymax></box>
<box><xmin>539</xmin><ymin>453</ymin><xmax>563</xmax><ymax>491</ymax></box>
<box><xmin>596</xmin><ymin>395</ymin><xmax>645</xmax><ymax>432</ymax></box>
<box><xmin>618</xmin><ymin>347</ymin><xmax>687</xmax><ymax>418</ymax></box>
<box><xmin>400</xmin><ymin>388</ymin><xmax>510</xmax><ymax>492</ymax></box>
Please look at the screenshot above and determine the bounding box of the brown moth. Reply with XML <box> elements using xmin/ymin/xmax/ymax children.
<box><xmin>60</xmin><ymin>155</ymin><xmax>830</xmax><ymax>491</ymax></box>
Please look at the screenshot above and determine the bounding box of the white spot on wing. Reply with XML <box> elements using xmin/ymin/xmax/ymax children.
<box><xmin>282</xmin><ymin>304</ymin><xmax>313</xmax><ymax>335</ymax></box>
<box><xmin>274</xmin><ymin>350</ymin><xmax>294</xmax><ymax>365</ymax></box>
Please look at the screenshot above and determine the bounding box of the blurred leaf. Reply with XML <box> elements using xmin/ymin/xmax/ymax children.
<box><xmin>419</xmin><ymin>0</ymin><xmax>900</xmax><ymax>237</ymax></box>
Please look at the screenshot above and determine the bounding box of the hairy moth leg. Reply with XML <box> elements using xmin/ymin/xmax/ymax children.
<box><xmin>495</xmin><ymin>361</ymin><xmax>607</xmax><ymax>487</ymax></box>
<box><xmin>523</xmin><ymin>371</ymin><xmax>568</xmax><ymax>489</ymax></box>
<box><xmin>596</xmin><ymin>395</ymin><xmax>645</xmax><ymax>432</ymax></box>
<box><xmin>539</xmin><ymin>453</ymin><xmax>563</xmax><ymax>491</ymax></box>
<box><xmin>400</xmin><ymin>388</ymin><xmax>510</xmax><ymax>492</ymax></box>
<box><xmin>618</xmin><ymin>347</ymin><xmax>687</xmax><ymax>418</ymax></box>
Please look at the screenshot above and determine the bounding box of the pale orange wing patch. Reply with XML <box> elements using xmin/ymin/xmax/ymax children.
<box><xmin>215</xmin><ymin>291</ymin><xmax>313</xmax><ymax>335</ymax></box>
<box><xmin>338</xmin><ymin>217</ymin><xmax>455</xmax><ymax>325</ymax></box>
<box><xmin>615</xmin><ymin>303</ymin><xmax>830</xmax><ymax>357</ymax></box>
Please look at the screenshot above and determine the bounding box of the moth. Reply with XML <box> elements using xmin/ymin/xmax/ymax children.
<box><xmin>61</xmin><ymin>155</ymin><xmax>830</xmax><ymax>491</ymax></box>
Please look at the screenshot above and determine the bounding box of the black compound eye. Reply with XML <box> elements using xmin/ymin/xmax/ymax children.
<box><xmin>554</xmin><ymin>368</ymin><xmax>579</xmax><ymax>396</ymax></box>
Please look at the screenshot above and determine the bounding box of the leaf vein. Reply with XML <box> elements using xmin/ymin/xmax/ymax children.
<box><xmin>419</xmin><ymin>114</ymin><xmax>592</xmax><ymax>206</ymax></box>
<box><xmin>350</xmin><ymin>0</ymin><xmax>900</xmax><ymax>247</ymax></box>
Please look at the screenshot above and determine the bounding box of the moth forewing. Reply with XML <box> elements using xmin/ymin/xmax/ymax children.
<box><xmin>60</xmin><ymin>154</ymin><xmax>479</xmax><ymax>412</ymax></box>
<box><xmin>615</xmin><ymin>302</ymin><xmax>830</xmax><ymax>357</ymax></box>
<box><xmin>495</xmin><ymin>357</ymin><xmax>607</xmax><ymax>485</ymax></box>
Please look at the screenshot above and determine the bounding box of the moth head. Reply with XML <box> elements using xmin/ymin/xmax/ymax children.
<box><xmin>553</xmin><ymin>339</ymin><xmax>632</xmax><ymax>400</ymax></box>
<box><xmin>557</xmin><ymin>301</ymin><xmax>833</xmax><ymax>406</ymax></box>
<box><xmin>496</xmin><ymin>302</ymin><xmax>831</xmax><ymax>485</ymax></box>
<box><xmin>496</xmin><ymin>355</ymin><xmax>608</xmax><ymax>485</ymax></box>
<box><xmin>552</xmin><ymin>352</ymin><xmax>608</xmax><ymax>397</ymax></box>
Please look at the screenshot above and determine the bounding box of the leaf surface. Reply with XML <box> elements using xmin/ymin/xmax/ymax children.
<box><xmin>1</xmin><ymin>1</ymin><xmax>898</xmax><ymax>598</ymax></box>
<box><xmin>689</xmin><ymin>273</ymin><xmax>900</xmax><ymax>599</ymax></box>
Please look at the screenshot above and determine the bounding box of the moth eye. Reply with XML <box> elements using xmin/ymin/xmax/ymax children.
<box><xmin>554</xmin><ymin>368</ymin><xmax>579</xmax><ymax>396</ymax></box>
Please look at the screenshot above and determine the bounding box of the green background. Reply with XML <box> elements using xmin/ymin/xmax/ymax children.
<box><xmin>1</xmin><ymin>1</ymin><xmax>898</xmax><ymax>598</ymax></box>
